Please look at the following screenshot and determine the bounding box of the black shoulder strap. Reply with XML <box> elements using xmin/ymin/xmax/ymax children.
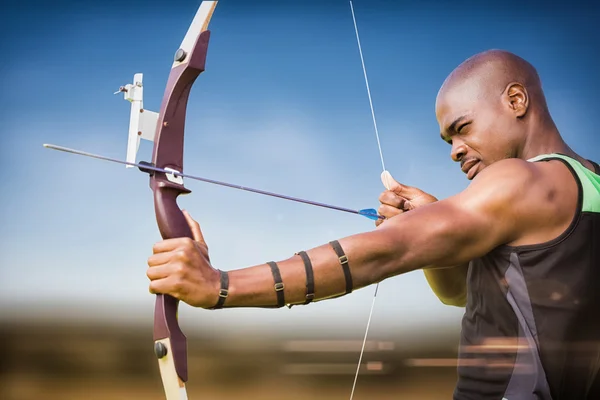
<box><xmin>588</xmin><ymin>160</ymin><xmax>600</xmax><ymax>174</ymax></box>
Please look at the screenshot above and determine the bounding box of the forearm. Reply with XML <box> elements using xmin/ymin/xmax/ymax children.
<box><xmin>422</xmin><ymin>264</ymin><xmax>468</xmax><ymax>307</ymax></box>
<box><xmin>217</xmin><ymin>231</ymin><xmax>400</xmax><ymax>308</ymax></box>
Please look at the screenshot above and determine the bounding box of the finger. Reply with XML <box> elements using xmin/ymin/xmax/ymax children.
<box><xmin>152</xmin><ymin>236</ymin><xmax>196</xmax><ymax>254</ymax></box>
<box><xmin>152</xmin><ymin>237</ymin><xmax>193</xmax><ymax>254</ymax></box>
<box><xmin>149</xmin><ymin>276</ymin><xmax>180</xmax><ymax>297</ymax></box>
<box><xmin>147</xmin><ymin>249</ymin><xmax>177</xmax><ymax>267</ymax></box>
<box><xmin>182</xmin><ymin>209</ymin><xmax>206</xmax><ymax>244</ymax></box>
<box><xmin>378</xmin><ymin>203</ymin><xmax>405</xmax><ymax>219</ymax></box>
<box><xmin>147</xmin><ymin>245</ymin><xmax>191</xmax><ymax>267</ymax></box>
<box><xmin>146</xmin><ymin>263</ymin><xmax>173</xmax><ymax>282</ymax></box>
<box><xmin>378</xmin><ymin>191</ymin><xmax>407</xmax><ymax>209</ymax></box>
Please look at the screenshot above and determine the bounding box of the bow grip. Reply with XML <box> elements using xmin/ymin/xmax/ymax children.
<box><xmin>152</xmin><ymin>180</ymin><xmax>192</xmax><ymax>384</ymax></box>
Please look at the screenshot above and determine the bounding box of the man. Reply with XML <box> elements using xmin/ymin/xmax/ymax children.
<box><xmin>146</xmin><ymin>50</ymin><xmax>600</xmax><ymax>399</ymax></box>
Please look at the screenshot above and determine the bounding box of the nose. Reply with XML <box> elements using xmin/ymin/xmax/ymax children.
<box><xmin>451</xmin><ymin>141</ymin><xmax>468</xmax><ymax>162</ymax></box>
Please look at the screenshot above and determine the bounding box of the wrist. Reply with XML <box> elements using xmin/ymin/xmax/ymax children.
<box><xmin>208</xmin><ymin>269</ymin><xmax>228</xmax><ymax>309</ymax></box>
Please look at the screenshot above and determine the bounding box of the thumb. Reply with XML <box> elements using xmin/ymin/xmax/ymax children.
<box><xmin>381</xmin><ymin>170</ymin><xmax>420</xmax><ymax>198</ymax></box>
<box><xmin>381</xmin><ymin>170</ymin><xmax>403</xmax><ymax>191</ymax></box>
<box><xmin>182</xmin><ymin>209</ymin><xmax>206</xmax><ymax>244</ymax></box>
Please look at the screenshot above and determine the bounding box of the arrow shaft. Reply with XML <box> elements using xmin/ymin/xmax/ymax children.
<box><xmin>43</xmin><ymin>143</ymin><xmax>383</xmax><ymax>219</ymax></box>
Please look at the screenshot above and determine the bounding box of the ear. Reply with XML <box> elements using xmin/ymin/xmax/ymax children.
<box><xmin>505</xmin><ymin>82</ymin><xmax>528</xmax><ymax>118</ymax></box>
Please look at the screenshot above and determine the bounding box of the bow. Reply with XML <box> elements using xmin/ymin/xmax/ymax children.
<box><xmin>41</xmin><ymin>2</ymin><xmax>216</xmax><ymax>397</ymax></box>
<box><xmin>145</xmin><ymin>4</ymin><xmax>388</xmax><ymax>397</ymax></box>
<box><xmin>127</xmin><ymin>3</ymin><xmax>385</xmax><ymax>396</ymax></box>
<box><xmin>141</xmin><ymin>2</ymin><xmax>217</xmax><ymax>398</ymax></box>
<box><xmin>43</xmin><ymin>1</ymin><xmax>388</xmax><ymax>398</ymax></box>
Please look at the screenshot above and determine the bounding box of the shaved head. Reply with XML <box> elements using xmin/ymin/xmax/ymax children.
<box><xmin>438</xmin><ymin>50</ymin><xmax>543</xmax><ymax>103</ymax></box>
<box><xmin>434</xmin><ymin>49</ymin><xmax>560</xmax><ymax>180</ymax></box>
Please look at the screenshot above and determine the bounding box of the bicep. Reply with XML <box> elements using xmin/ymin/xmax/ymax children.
<box><xmin>383</xmin><ymin>197</ymin><xmax>506</xmax><ymax>270</ymax></box>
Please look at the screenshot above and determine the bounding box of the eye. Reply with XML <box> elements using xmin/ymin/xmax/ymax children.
<box><xmin>457</xmin><ymin>122</ymin><xmax>470</xmax><ymax>133</ymax></box>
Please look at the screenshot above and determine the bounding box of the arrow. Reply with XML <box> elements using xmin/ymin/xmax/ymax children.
<box><xmin>43</xmin><ymin>143</ymin><xmax>384</xmax><ymax>221</ymax></box>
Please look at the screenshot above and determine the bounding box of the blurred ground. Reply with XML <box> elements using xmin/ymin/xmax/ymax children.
<box><xmin>1</xmin><ymin>318</ymin><xmax>461</xmax><ymax>400</ymax></box>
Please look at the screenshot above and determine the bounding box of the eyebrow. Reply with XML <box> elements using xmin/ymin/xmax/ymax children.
<box><xmin>440</xmin><ymin>115</ymin><xmax>469</xmax><ymax>142</ymax></box>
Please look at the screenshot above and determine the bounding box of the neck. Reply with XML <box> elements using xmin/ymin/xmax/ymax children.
<box><xmin>519</xmin><ymin>112</ymin><xmax>592</xmax><ymax>168</ymax></box>
<box><xmin>520</xmin><ymin>113</ymin><xmax>569</xmax><ymax>159</ymax></box>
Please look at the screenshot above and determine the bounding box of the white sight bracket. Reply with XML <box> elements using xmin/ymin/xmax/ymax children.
<box><xmin>116</xmin><ymin>73</ymin><xmax>184</xmax><ymax>185</ymax></box>
<box><xmin>115</xmin><ymin>73</ymin><xmax>159</xmax><ymax>169</ymax></box>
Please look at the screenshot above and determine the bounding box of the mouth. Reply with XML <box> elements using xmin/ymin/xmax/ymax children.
<box><xmin>461</xmin><ymin>159</ymin><xmax>480</xmax><ymax>180</ymax></box>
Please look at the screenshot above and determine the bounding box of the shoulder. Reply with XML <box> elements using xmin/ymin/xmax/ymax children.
<box><xmin>456</xmin><ymin>158</ymin><xmax>544</xmax><ymax>211</ymax></box>
<box><xmin>465</xmin><ymin>156</ymin><xmax>576</xmax><ymax>202</ymax></box>
<box><xmin>454</xmin><ymin>157</ymin><xmax>578</xmax><ymax>245</ymax></box>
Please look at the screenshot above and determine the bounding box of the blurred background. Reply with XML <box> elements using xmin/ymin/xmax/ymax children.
<box><xmin>1</xmin><ymin>0</ymin><xmax>599</xmax><ymax>399</ymax></box>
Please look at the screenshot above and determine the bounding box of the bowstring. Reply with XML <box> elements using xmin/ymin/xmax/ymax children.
<box><xmin>349</xmin><ymin>2</ymin><xmax>387</xmax><ymax>400</ymax></box>
<box><xmin>350</xmin><ymin>1</ymin><xmax>386</xmax><ymax>174</ymax></box>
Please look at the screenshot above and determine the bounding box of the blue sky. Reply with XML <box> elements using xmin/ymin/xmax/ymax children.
<box><xmin>1</xmin><ymin>0</ymin><xmax>598</xmax><ymax>338</ymax></box>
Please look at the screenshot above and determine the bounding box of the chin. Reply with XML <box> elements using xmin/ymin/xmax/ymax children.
<box><xmin>466</xmin><ymin>162</ymin><xmax>485</xmax><ymax>180</ymax></box>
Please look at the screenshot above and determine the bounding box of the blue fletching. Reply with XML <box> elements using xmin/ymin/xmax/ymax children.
<box><xmin>358</xmin><ymin>208</ymin><xmax>380</xmax><ymax>220</ymax></box>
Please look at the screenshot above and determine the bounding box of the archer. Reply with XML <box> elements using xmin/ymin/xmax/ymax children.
<box><xmin>147</xmin><ymin>49</ymin><xmax>600</xmax><ymax>399</ymax></box>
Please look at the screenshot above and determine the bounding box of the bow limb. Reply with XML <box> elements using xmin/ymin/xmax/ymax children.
<box><xmin>150</xmin><ymin>2</ymin><xmax>218</xmax><ymax>399</ymax></box>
